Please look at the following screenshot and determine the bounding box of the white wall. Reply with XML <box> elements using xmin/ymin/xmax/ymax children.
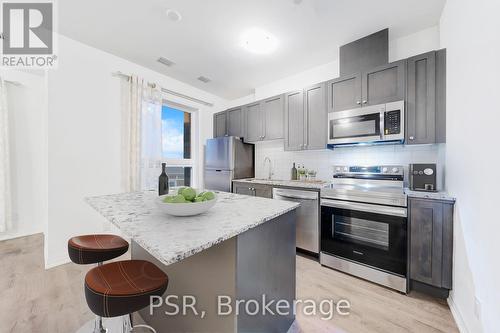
<box><xmin>0</xmin><ymin>70</ymin><xmax>47</xmax><ymax>242</ymax></box>
<box><xmin>440</xmin><ymin>0</ymin><xmax>500</xmax><ymax>332</ymax></box>
<box><xmin>45</xmin><ymin>35</ymin><xmax>226</xmax><ymax>268</ymax></box>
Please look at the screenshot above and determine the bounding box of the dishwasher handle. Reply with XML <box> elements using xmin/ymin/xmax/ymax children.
<box><xmin>273</xmin><ymin>189</ymin><xmax>319</xmax><ymax>201</ymax></box>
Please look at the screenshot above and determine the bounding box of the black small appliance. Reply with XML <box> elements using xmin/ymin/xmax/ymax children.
<box><xmin>409</xmin><ymin>164</ymin><xmax>437</xmax><ymax>191</ymax></box>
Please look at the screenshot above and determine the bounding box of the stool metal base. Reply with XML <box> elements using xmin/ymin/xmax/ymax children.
<box><xmin>76</xmin><ymin>315</ymin><xmax>156</xmax><ymax>333</ymax></box>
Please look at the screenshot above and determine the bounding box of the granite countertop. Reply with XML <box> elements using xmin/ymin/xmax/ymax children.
<box><xmin>233</xmin><ymin>178</ymin><xmax>331</xmax><ymax>190</ymax></box>
<box><xmin>86</xmin><ymin>191</ymin><xmax>299</xmax><ymax>267</ymax></box>
<box><xmin>404</xmin><ymin>189</ymin><xmax>456</xmax><ymax>202</ymax></box>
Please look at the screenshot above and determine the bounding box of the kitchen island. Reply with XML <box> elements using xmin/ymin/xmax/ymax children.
<box><xmin>87</xmin><ymin>191</ymin><xmax>299</xmax><ymax>333</ymax></box>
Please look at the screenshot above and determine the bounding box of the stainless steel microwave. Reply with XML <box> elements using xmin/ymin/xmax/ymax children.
<box><xmin>327</xmin><ymin>101</ymin><xmax>405</xmax><ymax>147</ymax></box>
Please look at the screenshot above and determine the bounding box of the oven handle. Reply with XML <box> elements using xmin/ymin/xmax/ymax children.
<box><xmin>321</xmin><ymin>199</ymin><xmax>407</xmax><ymax>218</ymax></box>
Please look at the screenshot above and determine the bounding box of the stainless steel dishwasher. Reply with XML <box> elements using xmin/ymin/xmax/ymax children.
<box><xmin>273</xmin><ymin>187</ymin><xmax>319</xmax><ymax>254</ymax></box>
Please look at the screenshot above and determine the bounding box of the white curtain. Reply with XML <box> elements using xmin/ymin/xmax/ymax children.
<box><xmin>121</xmin><ymin>75</ymin><xmax>162</xmax><ymax>192</ymax></box>
<box><xmin>0</xmin><ymin>78</ymin><xmax>12</xmax><ymax>232</ymax></box>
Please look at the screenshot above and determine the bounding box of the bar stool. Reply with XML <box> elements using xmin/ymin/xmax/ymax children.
<box><xmin>68</xmin><ymin>234</ymin><xmax>129</xmax><ymax>333</ymax></box>
<box><xmin>85</xmin><ymin>260</ymin><xmax>169</xmax><ymax>333</ymax></box>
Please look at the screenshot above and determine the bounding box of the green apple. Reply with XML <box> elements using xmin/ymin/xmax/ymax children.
<box><xmin>171</xmin><ymin>194</ymin><xmax>187</xmax><ymax>203</ymax></box>
<box><xmin>202</xmin><ymin>191</ymin><xmax>215</xmax><ymax>201</ymax></box>
<box><xmin>181</xmin><ymin>187</ymin><xmax>197</xmax><ymax>201</ymax></box>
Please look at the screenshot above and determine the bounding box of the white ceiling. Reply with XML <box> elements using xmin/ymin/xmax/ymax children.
<box><xmin>59</xmin><ymin>0</ymin><xmax>445</xmax><ymax>100</ymax></box>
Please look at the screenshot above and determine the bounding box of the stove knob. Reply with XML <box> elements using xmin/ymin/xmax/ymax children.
<box><xmin>392</xmin><ymin>167</ymin><xmax>399</xmax><ymax>173</ymax></box>
<box><xmin>382</xmin><ymin>167</ymin><xmax>388</xmax><ymax>173</ymax></box>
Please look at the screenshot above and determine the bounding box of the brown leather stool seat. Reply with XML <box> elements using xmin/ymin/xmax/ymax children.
<box><xmin>68</xmin><ymin>234</ymin><xmax>129</xmax><ymax>265</ymax></box>
<box><xmin>85</xmin><ymin>260</ymin><xmax>169</xmax><ymax>318</ymax></box>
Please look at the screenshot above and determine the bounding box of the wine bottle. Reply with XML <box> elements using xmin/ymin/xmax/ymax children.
<box><xmin>159</xmin><ymin>163</ymin><xmax>169</xmax><ymax>195</ymax></box>
<box><xmin>291</xmin><ymin>162</ymin><xmax>298</xmax><ymax>180</ymax></box>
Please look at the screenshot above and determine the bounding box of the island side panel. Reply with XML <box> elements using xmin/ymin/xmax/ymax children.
<box><xmin>235</xmin><ymin>210</ymin><xmax>297</xmax><ymax>333</ymax></box>
<box><xmin>133</xmin><ymin>239</ymin><xmax>237</xmax><ymax>333</ymax></box>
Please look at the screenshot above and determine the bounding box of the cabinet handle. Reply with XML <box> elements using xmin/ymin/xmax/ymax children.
<box><xmin>362</xmin><ymin>100</ymin><xmax>367</xmax><ymax>104</ymax></box>
<box><xmin>409</xmin><ymin>136</ymin><xmax>415</xmax><ymax>140</ymax></box>
<box><xmin>356</xmin><ymin>101</ymin><xmax>361</xmax><ymax>105</ymax></box>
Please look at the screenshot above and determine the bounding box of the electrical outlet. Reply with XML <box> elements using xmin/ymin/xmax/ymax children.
<box><xmin>474</xmin><ymin>296</ymin><xmax>481</xmax><ymax>320</ymax></box>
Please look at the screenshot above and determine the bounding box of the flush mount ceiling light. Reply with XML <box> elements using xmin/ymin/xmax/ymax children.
<box><xmin>240</xmin><ymin>28</ymin><xmax>278</xmax><ymax>54</ymax></box>
<box><xmin>165</xmin><ymin>9</ymin><xmax>182</xmax><ymax>22</ymax></box>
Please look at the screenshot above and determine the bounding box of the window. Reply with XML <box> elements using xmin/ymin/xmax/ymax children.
<box><xmin>161</xmin><ymin>104</ymin><xmax>195</xmax><ymax>187</ymax></box>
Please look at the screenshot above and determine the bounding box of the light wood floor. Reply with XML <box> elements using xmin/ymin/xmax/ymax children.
<box><xmin>0</xmin><ymin>234</ymin><xmax>458</xmax><ymax>333</ymax></box>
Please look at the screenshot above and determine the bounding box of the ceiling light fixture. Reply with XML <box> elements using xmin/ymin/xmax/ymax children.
<box><xmin>240</xmin><ymin>28</ymin><xmax>278</xmax><ymax>54</ymax></box>
<box><xmin>165</xmin><ymin>9</ymin><xmax>182</xmax><ymax>22</ymax></box>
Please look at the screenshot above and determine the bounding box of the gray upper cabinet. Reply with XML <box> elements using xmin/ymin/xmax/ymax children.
<box><xmin>362</xmin><ymin>60</ymin><xmax>406</xmax><ymax>106</ymax></box>
<box><xmin>213</xmin><ymin>111</ymin><xmax>227</xmax><ymax>138</ymax></box>
<box><xmin>243</xmin><ymin>95</ymin><xmax>284</xmax><ymax>143</ymax></box>
<box><xmin>409</xmin><ymin>198</ymin><xmax>453</xmax><ymax>290</ymax></box>
<box><xmin>244</xmin><ymin>102</ymin><xmax>262</xmax><ymax>142</ymax></box>
<box><xmin>304</xmin><ymin>83</ymin><xmax>327</xmax><ymax>150</ymax></box>
<box><xmin>406</xmin><ymin>49</ymin><xmax>446</xmax><ymax>145</ymax></box>
<box><xmin>284</xmin><ymin>90</ymin><xmax>305</xmax><ymax>151</ymax></box>
<box><xmin>227</xmin><ymin>107</ymin><xmax>244</xmax><ymax>138</ymax></box>
<box><xmin>262</xmin><ymin>95</ymin><xmax>284</xmax><ymax>141</ymax></box>
<box><xmin>327</xmin><ymin>74</ymin><xmax>362</xmax><ymax>112</ymax></box>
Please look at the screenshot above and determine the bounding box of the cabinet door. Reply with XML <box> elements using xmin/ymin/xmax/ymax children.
<box><xmin>284</xmin><ymin>90</ymin><xmax>305</xmax><ymax>151</ymax></box>
<box><xmin>304</xmin><ymin>83</ymin><xmax>327</xmax><ymax>150</ymax></box>
<box><xmin>253</xmin><ymin>184</ymin><xmax>273</xmax><ymax>198</ymax></box>
<box><xmin>233</xmin><ymin>183</ymin><xmax>255</xmax><ymax>196</ymax></box>
<box><xmin>262</xmin><ymin>95</ymin><xmax>284</xmax><ymax>140</ymax></box>
<box><xmin>244</xmin><ymin>102</ymin><xmax>263</xmax><ymax>142</ymax></box>
<box><xmin>227</xmin><ymin>107</ymin><xmax>244</xmax><ymax>138</ymax></box>
<box><xmin>406</xmin><ymin>52</ymin><xmax>436</xmax><ymax>144</ymax></box>
<box><xmin>362</xmin><ymin>60</ymin><xmax>406</xmax><ymax>106</ymax></box>
<box><xmin>213</xmin><ymin>111</ymin><xmax>227</xmax><ymax>137</ymax></box>
<box><xmin>409</xmin><ymin>198</ymin><xmax>453</xmax><ymax>289</ymax></box>
<box><xmin>327</xmin><ymin>74</ymin><xmax>362</xmax><ymax>112</ymax></box>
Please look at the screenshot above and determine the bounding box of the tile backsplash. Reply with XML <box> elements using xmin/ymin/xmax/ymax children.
<box><xmin>254</xmin><ymin>141</ymin><xmax>446</xmax><ymax>190</ymax></box>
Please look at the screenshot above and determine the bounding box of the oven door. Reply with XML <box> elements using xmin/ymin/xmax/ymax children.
<box><xmin>328</xmin><ymin>105</ymin><xmax>384</xmax><ymax>145</ymax></box>
<box><xmin>320</xmin><ymin>199</ymin><xmax>407</xmax><ymax>276</ymax></box>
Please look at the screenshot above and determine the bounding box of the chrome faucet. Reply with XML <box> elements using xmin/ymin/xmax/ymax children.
<box><xmin>263</xmin><ymin>157</ymin><xmax>273</xmax><ymax>180</ymax></box>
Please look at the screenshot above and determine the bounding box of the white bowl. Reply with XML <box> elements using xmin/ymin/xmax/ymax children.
<box><xmin>156</xmin><ymin>190</ymin><xmax>218</xmax><ymax>217</ymax></box>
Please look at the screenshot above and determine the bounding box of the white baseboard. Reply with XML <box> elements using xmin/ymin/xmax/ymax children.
<box><xmin>44</xmin><ymin>256</ymin><xmax>71</xmax><ymax>270</ymax></box>
<box><xmin>448</xmin><ymin>295</ymin><xmax>470</xmax><ymax>333</ymax></box>
<box><xmin>0</xmin><ymin>230</ymin><xmax>43</xmax><ymax>242</ymax></box>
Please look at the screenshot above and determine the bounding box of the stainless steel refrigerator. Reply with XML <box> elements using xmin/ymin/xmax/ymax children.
<box><xmin>204</xmin><ymin>137</ymin><xmax>254</xmax><ymax>192</ymax></box>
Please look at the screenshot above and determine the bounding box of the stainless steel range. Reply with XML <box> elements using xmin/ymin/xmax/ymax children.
<box><xmin>320</xmin><ymin>165</ymin><xmax>408</xmax><ymax>293</ymax></box>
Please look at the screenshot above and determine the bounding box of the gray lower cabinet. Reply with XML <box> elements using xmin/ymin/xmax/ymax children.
<box><xmin>244</xmin><ymin>95</ymin><xmax>284</xmax><ymax>143</ymax></box>
<box><xmin>362</xmin><ymin>60</ymin><xmax>406</xmax><ymax>106</ymax></box>
<box><xmin>232</xmin><ymin>182</ymin><xmax>272</xmax><ymax>199</ymax></box>
<box><xmin>285</xmin><ymin>84</ymin><xmax>327</xmax><ymax>151</ymax></box>
<box><xmin>227</xmin><ymin>107</ymin><xmax>244</xmax><ymax>137</ymax></box>
<box><xmin>213</xmin><ymin>111</ymin><xmax>227</xmax><ymax>138</ymax></box>
<box><xmin>409</xmin><ymin>197</ymin><xmax>454</xmax><ymax>297</ymax></box>
<box><xmin>327</xmin><ymin>73</ymin><xmax>362</xmax><ymax>112</ymax></box>
<box><xmin>406</xmin><ymin>49</ymin><xmax>446</xmax><ymax>144</ymax></box>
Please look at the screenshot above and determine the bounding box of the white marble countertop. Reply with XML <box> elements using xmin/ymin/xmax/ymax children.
<box><xmin>404</xmin><ymin>189</ymin><xmax>456</xmax><ymax>202</ymax></box>
<box><xmin>86</xmin><ymin>191</ymin><xmax>299</xmax><ymax>267</ymax></box>
<box><xmin>233</xmin><ymin>178</ymin><xmax>331</xmax><ymax>190</ymax></box>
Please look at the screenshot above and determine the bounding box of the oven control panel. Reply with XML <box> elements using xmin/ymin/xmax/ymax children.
<box><xmin>334</xmin><ymin>165</ymin><xmax>404</xmax><ymax>176</ymax></box>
